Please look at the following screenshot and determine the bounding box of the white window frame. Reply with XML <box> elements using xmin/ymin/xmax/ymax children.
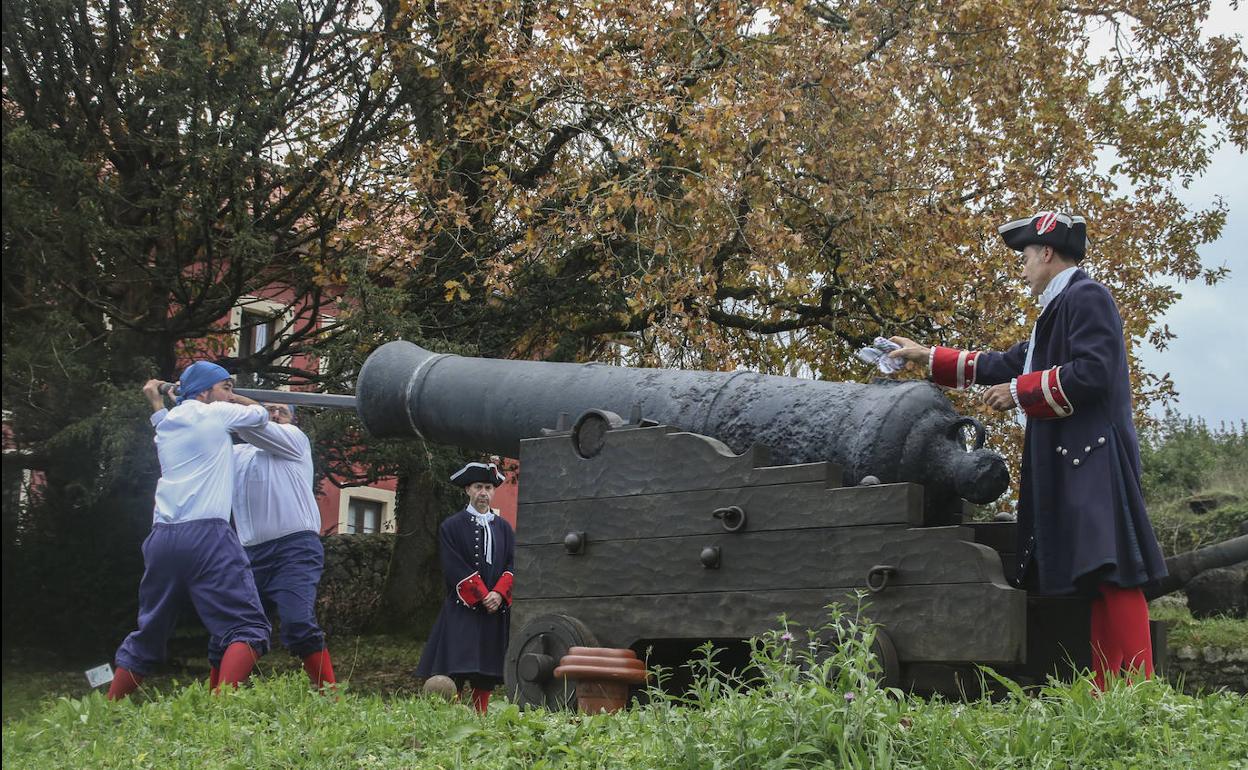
<box><xmin>317</xmin><ymin>314</ymin><xmax>338</xmax><ymax>376</ymax></box>
<box><xmin>338</xmin><ymin>486</ymin><xmax>397</xmax><ymax>535</ymax></box>
<box><xmin>229</xmin><ymin>297</ymin><xmax>296</xmax><ymax>389</ymax></box>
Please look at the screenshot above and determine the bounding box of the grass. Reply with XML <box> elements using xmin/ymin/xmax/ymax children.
<box><xmin>4</xmin><ymin>608</ymin><xmax>1247</xmax><ymax>769</ymax></box>
<box><xmin>1149</xmin><ymin>491</ymin><xmax>1247</xmax><ymax>558</ymax></box>
<box><xmin>1150</xmin><ymin>600</ymin><xmax>1248</xmax><ymax>651</ymax></box>
<box><xmin>1</xmin><ymin>633</ymin><xmax>424</xmax><ymax>724</ymax></box>
<box><xmin>5</xmin><ymin>673</ymin><xmax>1247</xmax><ymax>769</ymax></box>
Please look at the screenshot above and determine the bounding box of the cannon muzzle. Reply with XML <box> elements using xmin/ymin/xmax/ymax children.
<box><xmin>356</xmin><ymin>341</ymin><xmax>1009</xmax><ymax>521</ymax></box>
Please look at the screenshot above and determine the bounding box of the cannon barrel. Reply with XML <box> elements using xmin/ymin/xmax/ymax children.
<box><xmin>233</xmin><ymin>388</ymin><xmax>358</xmax><ymax>409</ymax></box>
<box><xmin>356</xmin><ymin>340</ymin><xmax>1009</xmax><ymax>519</ymax></box>
<box><xmin>1144</xmin><ymin>534</ymin><xmax>1248</xmax><ymax>600</ymax></box>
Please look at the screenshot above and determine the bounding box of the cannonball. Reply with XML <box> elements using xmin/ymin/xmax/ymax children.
<box><xmin>422</xmin><ymin>675</ymin><xmax>458</xmax><ymax>701</ymax></box>
<box><xmin>859</xmin><ymin>475</ymin><xmax>881</xmax><ymax>486</ymax></box>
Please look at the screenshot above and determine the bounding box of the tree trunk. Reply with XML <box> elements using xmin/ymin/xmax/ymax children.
<box><xmin>373</xmin><ymin>464</ymin><xmax>461</xmax><ymax>635</ymax></box>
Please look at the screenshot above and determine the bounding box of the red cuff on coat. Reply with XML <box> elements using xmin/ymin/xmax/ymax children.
<box><xmin>1015</xmin><ymin>366</ymin><xmax>1073</xmax><ymax>419</ymax></box>
<box><xmin>493</xmin><ymin>571</ymin><xmax>514</xmax><ymax>605</ymax></box>
<box><xmin>930</xmin><ymin>346</ymin><xmax>980</xmax><ymax>389</ymax></box>
<box><xmin>456</xmin><ymin>572</ymin><xmax>489</xmax><ymax>606</ymax></box>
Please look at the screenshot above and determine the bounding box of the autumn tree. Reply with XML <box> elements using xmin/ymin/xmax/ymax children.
<box><xmin>303</xmin><ymin>2</ymin><xmax>1245</xmax><ymax>626</ymax></box>
<box><xmin>362</xmin><ymin>0</ymin><xmax>1242</xmax><ymax>383</ymax></box>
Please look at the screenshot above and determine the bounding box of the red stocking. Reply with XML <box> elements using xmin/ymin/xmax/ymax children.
<box><xmin>1103</xmin><ymin>584</ymin><xmax>1153</xmax><ymax>678</ymax></box>
<box><xmin>1090</xmin><ymin>583</ymin><xmax>1152</xmax><ymax>689</ymax></box>
<box><xmin>1090</xmin><ymin>592</ymin><xmax>1115</xmax><ymax>690</ymax></box>
<box><xmin>215</xmin><ymin>642</ymin><xmax>258</xmax><ymax>692</ymax></box>
<box><xmin>208</xmin><ymin>666</ymin><xmax>221</xmax><ymax>690</ymax></box>
<box><xmin>471</xmin><ymin>687</ymin><xmax>491</xmax><ymax>714</ymax></box>
<box><xmin>106</xmin><ymin>667</ymin><xmax>144</xmax><ymax>701</ymax></box>
<box><xmin>301</xmin><ymin>649</ymin><xmax>337</xmax><ymax>689</ymax></box>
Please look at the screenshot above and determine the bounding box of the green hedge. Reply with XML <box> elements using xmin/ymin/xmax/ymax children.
<box><xmin>318</xmin><ymin>534</ymin><xmax>396</xmax><ymax>637</ymax></box>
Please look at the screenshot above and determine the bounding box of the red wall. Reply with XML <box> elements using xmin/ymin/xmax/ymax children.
<box><xmin>492</xmin><ymin>467</ymin><xmax>518</xmax><ymax>529</ymax></box>
<box><xmin>176</xmin><ymin>287</ymin><xmax>523</xmax><ymax>536</ymax></box>
<box><xmin>315</xmin><ymin>477</ymin><xmax>399</xmax><ymax>535</ymax></box>
<box><xmin>315</xmin><ymin>465</ymin><xmax>518</xmax><ymax>534</ymax></box>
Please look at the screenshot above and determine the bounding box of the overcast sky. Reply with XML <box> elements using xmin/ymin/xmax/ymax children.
<box><xmin>1132</xmin><ymin>3</ymin><xmax>1247</xmax><ymax>428</ymax></box>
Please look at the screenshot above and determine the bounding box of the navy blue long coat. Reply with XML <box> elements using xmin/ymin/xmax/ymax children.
<box><xmin>415</xmin><ymin>510</ymin><xmax>516</xmax><ymax>681</ymax></box>
<box><xmin>975</xmin><ymin>270</ymin><xmax>1167</xmax><ymax>595</ymax></box>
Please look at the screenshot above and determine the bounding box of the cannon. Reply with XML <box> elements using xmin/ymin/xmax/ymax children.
<box><xmin>356</xmin><ymin>340</ymin><xmax>1009</xmax><ymax>522</ymax></box>
<box><xmin>257</xmin><ymin>343</ymin><xmax>1231</xmax><ymax>704</ymax></box>
<box><xmin>1145</xmin><ymin>535</ymin><xmax>1248</xmax><ymax>601</ymax></box>
<box><xmin>349</xmin><ymin>342</ymin><xmax>1070</xmax><ymax>703</ymax></box>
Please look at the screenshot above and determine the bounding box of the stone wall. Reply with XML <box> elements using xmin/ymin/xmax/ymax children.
<box><xmin>1168</xmin><ymin>644</ymin><xmax>1248</xmax><ymax>695</ymax></box>
<box><xmin>316</xmin><ymin>533</ymin><xmax>396</xmax><ymax>637</ymax></box>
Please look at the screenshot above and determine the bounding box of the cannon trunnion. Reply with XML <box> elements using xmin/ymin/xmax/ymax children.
<box><xmin>503</xmin><ymin>412</ymin><xmax>1097</xmax><ymax>706</ymax></box>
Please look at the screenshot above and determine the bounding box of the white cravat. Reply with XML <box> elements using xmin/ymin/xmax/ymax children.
<box><xmin>1016</xmin><ymin>266</ymin><xmax>1079</xmax><ymax>427</ymax></box>
<box><xmin>468</xmin><ymin>505</ymin><xmax>497</xmax><ymax>565</ymax></box>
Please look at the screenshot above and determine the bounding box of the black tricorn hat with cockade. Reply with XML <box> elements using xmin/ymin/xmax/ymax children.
<box><xmin>998</xmin><ymin>211</ymin><xmax>1088</xmax><ymax>261</ymax></box>
<box><xmin>449</xmin><ymin>462</ymin><xmax>506</xmax><ymax>488</ymax></box>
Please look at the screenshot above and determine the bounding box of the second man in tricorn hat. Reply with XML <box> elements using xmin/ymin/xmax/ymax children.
<box><xmin>414</xmin><ymin>461</ymin><xmax>516</xmax><ymax>712</ymax></box>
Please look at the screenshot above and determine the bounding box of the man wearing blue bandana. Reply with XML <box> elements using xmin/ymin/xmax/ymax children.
<box><xmin>415</xmin><ymin>462</ymin><xmax>515</xmax><ymax>713</ymax></box>
<box><xmin>888</xmin><ymin>211</ymin><xmax>1167</xmax><ymax>689</ymax></box>
<box><xmin>108</xmin><ymin>361</ymin><xmax>272</xmax><ymax>700</ymax></box>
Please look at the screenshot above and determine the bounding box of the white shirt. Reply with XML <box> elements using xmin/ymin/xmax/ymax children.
<box><xmin>1013</xmin><ymin>266</ymin><xmax>1080</xmax><ymax>425</ymax></box>
<box><xmin>230</xmin><ymin>422</ymin><xmax>321</xmax><ymax>547</ymax></box>
<box><xmin>149</xmin><ymin>400</ymin><xmax>269</xmax><ymax>524</ymax></box>
<box><xmin>1022</xmin><ymin>266</ymin><xmax>1079</xmax><ymax>376</ymax></box>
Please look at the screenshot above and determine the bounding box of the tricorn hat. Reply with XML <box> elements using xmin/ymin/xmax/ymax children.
<box><xmin>998</xmin><ymin>211</ymin><xmax>1088</xmax><ymax>261</ymax></box>
<box><xmin>450</xmin><ymin>462</ymin><xmax>506</xmax><ymax>488</ymax></box>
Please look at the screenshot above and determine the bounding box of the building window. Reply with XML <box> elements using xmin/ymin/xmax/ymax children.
<box><xmin>240</xmin><ymin>310</ymin><xmax>276</xmax><ymax>357</ymax></box>
<box><xmin>336</xmin><ymin>485</ymin><xmax>396</xmax><ymax>535</ymax></box>
<box><xmin>346</xmin><ymin>497</ymin><xmax>384</xmax><ymax>534</ymax></box>
<box><xmin>237</xmin><ymin>310</ymin><xmax>278</xmax><ymax>387</ymax></box>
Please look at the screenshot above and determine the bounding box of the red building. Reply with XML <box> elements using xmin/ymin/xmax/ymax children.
<box><xmin>202</xmin><ymin>286</ymin><xmax>517</xmax><ymax>534</ymax></box>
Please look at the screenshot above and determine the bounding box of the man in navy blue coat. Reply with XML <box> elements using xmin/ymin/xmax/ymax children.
<box><xmin>890</xmin><ymin>211</ymin><xmax>1167</xmax><ymax>688</ymax></box>
<box><xmin>415</xmin><ymin>462</ymin><xmax>515</xmax><ymax>712</ymax></box>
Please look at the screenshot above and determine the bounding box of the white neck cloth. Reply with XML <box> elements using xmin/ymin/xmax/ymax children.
<box><xmin>1018</xmin><ymin>266</ymin><xmax>1079</xmax><ymax>428</ymax></box>
<box><xmin>468</xmin><ymin>506</ymin><xmax>496</xmax><ymax>565</ymax></box>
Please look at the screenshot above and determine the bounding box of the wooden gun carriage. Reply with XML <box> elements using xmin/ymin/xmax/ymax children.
<box><xmin>501</xmin><ymin>410</ymin><xmax>1098</xmax><ymax>707</ymax></box>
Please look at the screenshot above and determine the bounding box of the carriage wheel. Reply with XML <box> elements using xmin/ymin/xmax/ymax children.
<box><xmin>504</xmin><ymin>614</ymin><xmax>599</xmax><ymax>710</ymax></box>
<box><xmin>806</xmin><ymin>625</ymin><xmax>902</xmax><ymax>690</ymax></box>
<box><xmin>871</xmin><ymin>628</ymin><xmax>902</xmax><ymax>689</ymax></box>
